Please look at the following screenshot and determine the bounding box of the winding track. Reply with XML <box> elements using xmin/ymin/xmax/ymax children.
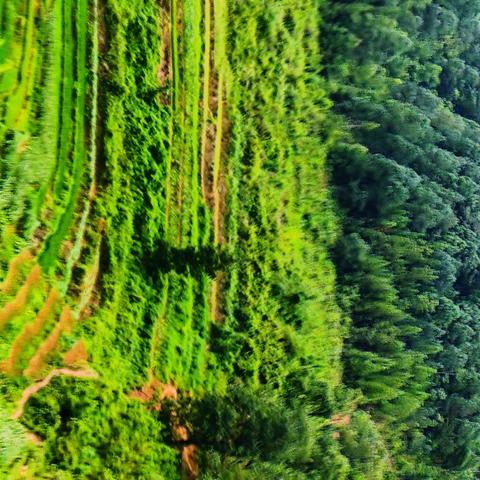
<box><xmin>11</xmin><ymin>367</ymin><xmax>98</xmax><ymax>420</ymax></box>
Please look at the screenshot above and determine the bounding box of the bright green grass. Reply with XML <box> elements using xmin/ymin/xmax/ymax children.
<box><xmin>217</xmin><ymin>0</ymin><xmax>343</xmax><ymax>392</ymax></box>
<box><xmin>25</xmin><ymin>5</ymin><xmax>63</xmax><ymax>239</ymax></box>
<box><xmin>4</xmin><ymin>0</ymin><xmax>37</xmax><ymax>131</ymax></box>
<box><xmin>185</xmin><ymin>0</ymin><xmax>202</xmax><ymax>247</ymax></box>
<box><xmin>0</xmin><ymin>0</ymin><xmax>347</xmax><ymax>477</ymax></box>
<box><xmin>40</xmin><ymin>0</ymin><xmax>90</xmax><ymax>272</ymax></box>
<box><xmin>52</xmin><ymin>0</ymin><xmax>73</xmax><ymax>201</ymax></box>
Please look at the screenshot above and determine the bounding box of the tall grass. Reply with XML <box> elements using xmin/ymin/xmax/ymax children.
<box><xmin>52</xmin><ymin>0</ymin><xmax>73</xmax><ymax>200</ymax></box>
<box><xmin>62</xmin><ymin>0</ymin><xmax>100</xmax><ymax>292</ymax></box>
<box><xmin>4</xmin><ymin>0</ymin><xmax>38</xmax><ymax>131</ymax></box>
<box><xmin>41</xmin><ymin>0</ymin><xmax>89</xmax><ymax>272</ymax></box>
<box><xmin>26</xmin><ymin>1</ymin><xmax>64</xmax><ymax>239</ymax></box>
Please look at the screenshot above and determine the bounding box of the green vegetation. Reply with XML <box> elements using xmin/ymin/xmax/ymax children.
<box><xmin>1</xmin><ymin>0</ymin><xmax>480</xmax><ymax>478</ymax></box>
<box><xmin>320</xmin><ymin>0</ymin><xmax>480</xmax><ymax>477</ymax></box>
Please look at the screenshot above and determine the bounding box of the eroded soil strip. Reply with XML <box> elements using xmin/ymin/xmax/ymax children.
<box><xmin>200</xmin><ymin>0</ymin><xmax>212</xmax><ymax>202</ymax></box>
<box><xmin>24</xmin><ymin>306</ymin><xmax>74</xmax><ymax>377</ymax></box>
<box><xmin>212</xmin><ymin>70</ymin><xmax>226</xmax><ymax>246</ymax></box>
<box><xmin>0</xmin><ymin>265</ymin><xmax>42</xmax><ymax>331</ymax></box>
<box><xmin>1</xmin><ymin>250</ymin><xmax>33</xmax><ymax>294</ymax></box>
<box><xmin>2</xmin><ymin>288</ymin><xmax>59</xmax><ymax>374</ymax></box>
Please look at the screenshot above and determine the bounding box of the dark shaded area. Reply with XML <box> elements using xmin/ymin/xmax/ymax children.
<box><xmin>321</xmin><ymin>0</ymin><xmax>480</xmax><ymax>476</ymax></box>
<box><xmin>142</xmin><ymin>241</ymin><xmax>229</xmax><ymax>279</ymax></box>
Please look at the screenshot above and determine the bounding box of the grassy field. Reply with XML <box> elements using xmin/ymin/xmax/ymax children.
<box><xmin>0</xmin><ymin>1</ymin><xmax>346</xmax><ymax>478</ymax></box>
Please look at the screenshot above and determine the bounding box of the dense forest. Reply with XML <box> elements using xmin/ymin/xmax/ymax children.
<box><xmin>1</xmin><ymin>0</ymin><xmax>480</xmax><ymax>478</ymax></box>
<box><xmin>322</xmin><ymin>1</ymin><xmax>480</xmax><ymax>477</ymax></box>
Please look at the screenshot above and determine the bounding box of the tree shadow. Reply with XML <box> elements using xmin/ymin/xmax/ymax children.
<box><xmin>143</xmin><ymin>241</ymin><xmax>230</xmax><ymax>279</ymax></box>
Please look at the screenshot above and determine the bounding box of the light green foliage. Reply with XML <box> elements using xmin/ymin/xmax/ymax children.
<box><xmin>0</xmin><ymin>407</ymin><xmax>28</xmax><ymax>472</ymax></box>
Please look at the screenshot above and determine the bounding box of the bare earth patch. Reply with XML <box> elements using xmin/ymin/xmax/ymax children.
<box><xmin>1</xmin><ymin>249</ymin><xmax>33</xmax><ymax>294</ymax></box>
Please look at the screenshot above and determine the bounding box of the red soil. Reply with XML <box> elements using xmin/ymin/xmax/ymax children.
<box><xmin>24</xmin><ymin>306</ymin><xmax>74</xmax><ymax>377</ymax></box>
<box><xmin>157</xmin><ymin>5</ymin><xmax>172</xmax><ymax>92</ymax></box>
<box><xmin>63</xmin><ymin>340</ymin><xmax>89</xmax><ymax>367</ymax></box>
<box><xmin>330</xmin><ymin>414</ymin><xmax>351</xmax><ymax>427</ymax></box>
<box><xmin>129</xmin><ymin>377</ymin><xmax>178</xmax><ymax>405</ymax></box>
<box><xmin>26</xmin><ymin>431</ymin><xmax>43</xmax><ymax>445</ymax></box>
<box><xmin>330</xmin><ymin>413</ymin><xmax>351</xmax><ymax>440</ymax></box>
<box><xmin>0</xmin><ymin>250</ymin><xmax>33</xmax><ymax>294</ymax></box>
<box><xmin>129</xmin><ymin>377</ymin><xmax>198</xmax><ymax>478</ymax></box>
<box><xmin>2</xmin><ymin>288</ymin><xmax>59</xmax><ymax>374</ymax></box>
<box><xmin>0</xmin><ymin>265</ymin><xmax>42</xmax><ymax>331</ymax></box>
<box><xmin>182</xmin><ymin>445</ymin><xmax>199</xmax><ymax>480</ymax></box>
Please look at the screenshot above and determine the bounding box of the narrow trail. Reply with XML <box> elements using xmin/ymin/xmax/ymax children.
<box><xmin>12</xmin><ymin>367</ymin><xmax>98</xmax><ymax>420</ymax></box>
<box><xmin>200</xmin><ymin>0</ymin><xmax>212</xmax><ymax>202</ymax></box>
<box><xmin>158</xmin><ymin>5</ymin><xmax>172</xmax><ymax>91</ymax></box>
<box><xmin>197</xmin><ymin>0</ymin><xmax>229</xmax><ymax>323</ymax></box>
<box><xmin>212</xmin><ymin>70</ymin><xmax>225</xmax><ymax>246</ymax></box>
<box><xmin>182</xmin><ymin>445</ymin><xmax>199</xmax><ymax>479</ymax></box>
<box><xmin>210</xmin><ymin>276</ymin><xmax>219</xmax><ymax>324</ymax></box>
<box><xmin>75</xmin><ymin>236</ymin><xmax>102</xmax><ymax>317</ymax></box>
<box><xmin>209</xmin><ymin>71</ymin><xmax>228</xmax><ymax>323</ymax></box>
<box><xmin>209</xmin><ymin>270</ymin><xmax>225</xmax><ymax>324</ymax></box>
<box><xmin>129</xmin><ymin>373</ymin><xmax>178</xmax><ymax>408</ymax></box>
<box><xmin>148</xmin><ymin>278</ymin><xmax>169</xmax><ymax>378</ymax></box>
<box><xmin>174</xmin><ymin>0</ymin><xmax>187</xmax><ymax>247</ymax></box>
<box><xmin>129</xmin><ymin>375</ymin><xmax>198</xmax><ymax>479</ymax></box>
<box><xmin>164</xmin><ymin>0</ymin><xmax>177</xmax><ymax>239</ymax></box>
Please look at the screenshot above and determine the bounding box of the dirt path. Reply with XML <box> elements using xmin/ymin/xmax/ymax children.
<box><xmin>129</xmin><ymin>374</ymin><xmax>178</xmax><ymax>407</ymax></box>
<box><xmin>148</xmin><ymin>280</ymin><xmax>169</xmax><ymax>377</ymax></box>
<box><xmin>12</xmin><ymin>367</ymin><xmax>98</xmax><ymax>419</ymax></box>
<box><xmin>129</xmin><ymin>375</ymin><xmax>198</xmax><ymax>479</ymax></box>
<box><xmin>209</xmin><ymin>76</ymin><xmax>229</xmax><ymax>321</ymax></box>
<box><xmin>75</xmin><ymin>236</ymin><xmax>102</xmax><ymax>317</ymax></box>
<box><xmin>330</xmin><ymin>413</ymin><xmax>351</xmax><ymax>427</ymax></box>
<box><xmin>164</xmin><ymin>0</ymin><xmax>179</xmax><ymax>239</ymax></box>
<box><xmin>182</xmin><ymin>445</ymin><xmax>199</xmax><ymax>479</ymax></box>
<box><xmin>158</xmin><ymin>5</ymin><xmax>172</xmax><ymax>92</ymax></box>
<box><xmin>201</xmin><ymin>0</ymin><xmax>229</xmax><ymax>322</ymax></box>
<box><xmin>200</xmin><ymin>0</ymin><xmax>212</xmax><ymax>202</ymax></box>
<box><xmin>209</xmin><ymin>270</ymin><xmax>225</xmax><ymax>323</ymax></box>
<box><xmin>212</xmin><ymin>71</ymin><xmax>229</xmax><ymax>246</ymax></box>
<box><xmin>63</xmin><ymin>340</ymin><xmax>89</xmax><ymax>367</ymax></box>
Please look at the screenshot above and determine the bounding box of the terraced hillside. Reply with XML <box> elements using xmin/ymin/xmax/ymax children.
<box><xmin>0</xmin><ymin>0</ymin><xmax>98</xmax><ymax>388</ymax></box>
<box><xmin>0</xmin><ymin>1</ymin><xmax>344</xmax><ymax>478</ymax></box>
